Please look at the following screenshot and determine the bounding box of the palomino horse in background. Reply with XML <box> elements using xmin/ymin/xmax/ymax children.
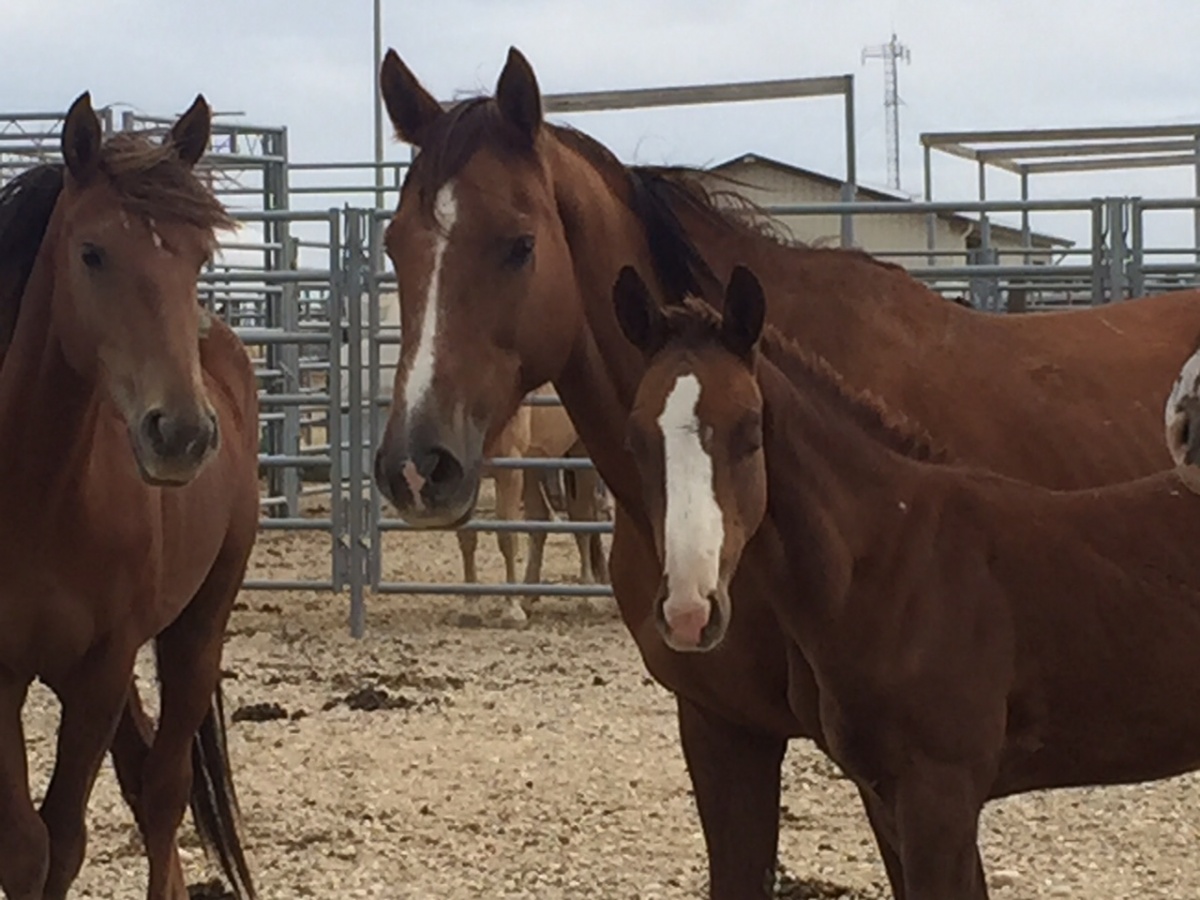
<box><xmin>460</xmin><ymin>389</ymin><xmax>612</xmax><ymax>623</ymax></box>
<box><xmin>0</xmin><ymin>94</ymin><xmax>259</xmax><ymax>900</ymax></box>
<box><xmin>616</xmin><ymin>265</ymin><xmax>1200</xmax><ymax>899</ymax></box>
<box><xmin>372</xmin><ymin>46</ymin><xmax>1200</xmax><ymax>897</ymax></box>
<box><xmin>458</xmin><ymin>385</ymin><xmax>611</xmax><ymax>624</ymax></box>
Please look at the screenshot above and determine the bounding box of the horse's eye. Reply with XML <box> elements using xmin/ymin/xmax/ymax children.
<box><xmin>731</xmin><ymin>413</ymin><xmax>763</xmax><ymax>459</ymax></box>
<box><xmin>505</xmin><ymin>234</ymin><xmax>535</xmax><ymax>268</ymax></box>
<box><xmin>81</xmin><ymin>243</ymin><xmax>105</xmax><ymax>270</ymax></box>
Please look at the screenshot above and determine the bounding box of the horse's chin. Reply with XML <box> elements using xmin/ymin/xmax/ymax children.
<box><xmin>393</xmin><ymin>482</ymin><xmax>481</xmax><ymax>531</ymax></box>
<box><xmin>129</xmin><ymin>437</ymin><xmax>210</xmax><ymax>488</ymax></box>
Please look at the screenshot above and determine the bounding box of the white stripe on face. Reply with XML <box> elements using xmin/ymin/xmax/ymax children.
<box><xmin>658</xmin><ymin>372</ymin><xmax>724</xmax><ymax>604</ymax></box>
<box><xmin>403</xmin><ymin>183</ymin><xmax>458</xmax><ymax>420</ymax></box>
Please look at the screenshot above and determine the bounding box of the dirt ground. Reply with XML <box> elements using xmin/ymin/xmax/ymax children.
<box><xmin>20</xmin><ymin>486</ymin><xmax>1200</xmax><ymax>899</ymax></box>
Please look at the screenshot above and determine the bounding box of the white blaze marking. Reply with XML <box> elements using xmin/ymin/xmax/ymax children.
<box><xmin>1166</xmin><ymin>348</ymin><xmax>1200</xmax><ymax>464</ymax></box>
<box><xmin>403</xmin><ymin>183</ymin><xmax>458</xmax><ymax>421</ymax></box>
<box><xmin>658</xmin><ymin>372</ymin><xmax>724</xmax><ymax>600</ymax></box>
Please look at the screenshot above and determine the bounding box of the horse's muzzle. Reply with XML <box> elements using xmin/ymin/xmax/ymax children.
<box><xmin>132</xmin><ymin>405</ymin><xmax>220</xmax><ymax>486</ymax></box>
<box><xmin>374</xmin><ymin>416</ymin><xmax>484</xmax><ymax>528</ymax></box>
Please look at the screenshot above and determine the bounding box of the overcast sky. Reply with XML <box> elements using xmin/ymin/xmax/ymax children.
<box><xmin>8</xmin><ymin>0</ymin><xmax>1200</xmax><ymax>248</ymax></box>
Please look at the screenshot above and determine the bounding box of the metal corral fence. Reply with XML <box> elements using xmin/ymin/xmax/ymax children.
<box><xmin>9</xmin><ymin>101</ymin><xmax>1200</xmax><ymax>636</ymax></box>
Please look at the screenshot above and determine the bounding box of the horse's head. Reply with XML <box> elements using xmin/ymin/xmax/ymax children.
<box><xmin>1166</xmin><ymin>343</ymin><xmax>1200</xmax><ymax>472</ymax></box>
<box><xmin>52</xmin><ymin>92</ymin><xmax>232</xmax><ymax>486</ymax></box>
<box><xmin>615</xmin><ymin>266</ymin><xmax>767</xmax><ymax>652</ymax></box>
<box><xmin>373</xmin><ymin>47</ymin><xmax>587</xmax><ymax>527</ymax></box>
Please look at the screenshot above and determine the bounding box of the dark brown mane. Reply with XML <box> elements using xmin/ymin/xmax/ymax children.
<box><xmin>661</xmin><ymin>298</ymin><xmax>949</xmax><ymax>464</ymax></box>
<box><xmin>0</xmin><ymin>165</ymin><xmax>64</xmax><ymax>334</ymax></box>
<box><xmin>98</xmin><ymin>132</ymin><xmax>235</xmax><ymax>235</ymax></box>
<box><xmin>638</xmin><ymin>166</ymin><xmax>912</xmax><ymax>278</ymax></box>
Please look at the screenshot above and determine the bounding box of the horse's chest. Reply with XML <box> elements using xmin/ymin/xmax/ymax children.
<box><xmin>0</xmin><ymin>514</ymin><xmax>168</xmax><ymax>678</ymax></box>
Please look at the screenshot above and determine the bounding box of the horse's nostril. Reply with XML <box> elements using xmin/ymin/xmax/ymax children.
<box><xmin>417</xmin><ymin>445</ymin><xmax>464</xmax><ymax>488</ymax></box>
<box><xmin>702</xmin><ymin>592</ymin><xmax>724</xmax><ymax>645</ymax></box>
<box><xmin>140</xmin><ymin>408</ymin><xmax>214</xmax><ymax>461</ymax></box>
<box><xmin>142</xmin><ymin>409</ymin><xmax>166</xmax><ymax>448</ymax></box>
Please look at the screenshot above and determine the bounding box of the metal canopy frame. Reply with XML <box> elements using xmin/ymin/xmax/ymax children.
<box><xmin>921</xmin><ymin>124</ymin><xmax>1200</xmax><ymax>247</ymax></box>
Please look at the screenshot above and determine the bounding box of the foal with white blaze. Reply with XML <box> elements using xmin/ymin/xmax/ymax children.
<box><xmin>614</xmin><ymin>267</ymin><xmax>765</xmax><ymax>651</ymax></box>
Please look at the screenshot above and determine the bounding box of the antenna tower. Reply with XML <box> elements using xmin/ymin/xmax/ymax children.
<box><xmin>862</xmin><ymin>32</ymin><xmax>911</xmax><ymax>190</ymax></box>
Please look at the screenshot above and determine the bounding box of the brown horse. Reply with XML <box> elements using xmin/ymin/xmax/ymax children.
<box><xmin>372</xmin><ymin>46</ymin><xmax>1200</xmax><ymax>896</ymax></box>
<box><xmin>0</xmin><ymin>94</ymin><xmax>259</xmax><ymax>900</ymax></box>
<box><xmin>617</xmin><ymin>265</ymin><xmax>1200</xmax><ymax>899</ymax></box>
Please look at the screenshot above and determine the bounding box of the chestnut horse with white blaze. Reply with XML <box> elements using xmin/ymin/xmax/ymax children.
<box><xmin>0</xmin><ymin>95</ymin><xmax>258</xmax><ymax>900</ymax></box>
<box><xmin>619</xmin><ymin>265</ymin><xmax>1200</xmax><ymax>899</ymax></box>
<box><xmin>372</xmin><ymin>45</ymin><xmax>1200</xmax><ymax>897</ymax></box>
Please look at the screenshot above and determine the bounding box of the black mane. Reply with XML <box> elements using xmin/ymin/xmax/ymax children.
<box><xmin>0</xmin><ymin>164</ymin><xmax>64</xmax><ymax>349</ymax></box>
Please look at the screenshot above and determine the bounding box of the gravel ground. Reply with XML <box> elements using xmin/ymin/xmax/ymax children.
<box><xmin>20</xmin><ymin>489</ymin><xmax>1200</xmax><ymax>899</ymax></box>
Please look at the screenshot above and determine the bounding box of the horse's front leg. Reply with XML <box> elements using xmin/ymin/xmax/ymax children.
<box><xmin>893</xmin><ymin>760</ymin><xmax>990</xmax><ymax>900</ymax></box>
<box><xmin>0</xmin><ymin>677</ymin><xmax>49</xmax><ymax>900</ymax></box>
<box><xmin>677</xmin><ymin>695</ymin><xmax>787</xmax><ymax>899</ymax></box>
<box><xmin>110</xmin><ymin>683</ymin><xmax>188</xmax><ymax>898</ymax></box>
<box><xmin>39</xmin><ymin>640</ymin><xmax>138</xmax><ymax>900</ymax></box>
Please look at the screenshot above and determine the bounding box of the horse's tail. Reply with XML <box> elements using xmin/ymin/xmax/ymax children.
<box><xmin>190</xmin><ymin>681</ymin><xmax>257</xmax><ymax>900</ymax></box>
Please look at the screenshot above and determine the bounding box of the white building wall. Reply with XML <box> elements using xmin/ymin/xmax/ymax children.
<box><xmin>699</xmin><ymin>161</ymin><xmax>1058</xmax><ymax>269</ymax></box>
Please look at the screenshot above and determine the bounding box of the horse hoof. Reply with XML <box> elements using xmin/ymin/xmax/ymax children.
<box><xmin>495</xmin><ymin>603</ymin><xmax>529</xmax><ymax>629</ymax></box>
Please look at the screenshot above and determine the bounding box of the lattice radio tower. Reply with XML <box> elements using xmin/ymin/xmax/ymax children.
<box><xmin>862</xmin><ymin>32</ymin><xmax>911</xmax><ymax>191</ymax></box>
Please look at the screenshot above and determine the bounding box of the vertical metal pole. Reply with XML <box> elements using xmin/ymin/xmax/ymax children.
<box><xmin>373</xmin><ymin>0</ymin><xmax>385</xmax><ymax>213</ymax></box>
<box><xmin>977</xmin><ymin>159</ymin><xmax>986</xmax><ymax>202</ymax></box>
<box><xmin>280</xmin><ymin>233</ymin><xmax>302</xmax><ymax>517</ymax></box>
<box><xmin>1090</xmin><ymin>198</ymin><xmax>1105</xmax><ymax>306</ymax></box>
<box><xmin>1020</xmin><ymin>169</ymin><xmax>1031</xmax><ymax>266</ymax></box>
<box><xmin>346</xmin><ymin>209</ymin><xmax>367</xmax><ymax>638</ymax></box>
<box><xmin>840</xmin><ymin>75</ymin><xmax>856</xmax><ymax>248</ymax></box>
<box><xmin>327</xmin><ymin>208</ymin><xmax>347</xmax><ymax>593</ymax></box>
<box><xmin>1193</xmin><ymin>132</ymin><xmax>1200</xmax><ymax>265</ymax></box>
<box><xmin>1106</xmin><ymin>197</ymin><xmax>1126</xmax><ymax>303</ymax></box>
<box><xmin>367</xmin><ymin>212</ymin><xmax>385</xmax><ymax>589</ymax></box>
<box><xmin>923</xmin><ymin>142</ymin><xmax>936</xmax><ymax>266</ymax></box>
<box><xmin>1129</xmin><ymin>197</ymin><xmax>1145</xmax><ymax>300</ymax></box>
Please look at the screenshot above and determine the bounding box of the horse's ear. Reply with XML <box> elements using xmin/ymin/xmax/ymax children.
<box><xmin>380</xmin><ymin>48</ymin><xmax>444</xmax><ymax>147</ymax></box>
<box><xmin>62</xmin><ymin>92</ymin><xmax>102</xmax><ymax>186</ymax></box>
<box><xmin>168</xmin><ymin>94</ymin><xmax>212</xmax><ymax>168</ymax></box>
<box><xmin>613</xmin><ymin>266</ymin><xmax>665</xmax><ymax>354</ymax></box>
<box><xmin>721</xmin><ymin>265</ymin><xmax>766</xmax><ymax>360</ymax></box>
<box><xmin>496</xmin><ymin>46</ymin><xmax>542</xmax><ymax>146</ymax></box>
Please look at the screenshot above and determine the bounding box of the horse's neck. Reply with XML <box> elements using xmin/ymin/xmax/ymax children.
<box><xmin>0</xmin><ymin>236</ymin><xmax>100</xmax><ymax>497</ymax></box>
<box><xmin>547</xmin><ymin>146</ymin><xmax>660</xmax><ymax>518</ymax></box>
<box><xmin>757</xmin><ymin>356</ymin><xmax>914</xmax><ymax>590</ymax></box>
<box><xmin>671</xmin><ymin>201</ymin><xmax>956</xmax><ymax>372</ymax></box>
